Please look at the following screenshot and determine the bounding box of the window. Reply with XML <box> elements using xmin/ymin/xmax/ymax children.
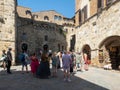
<box><xmin>45</xmin><ymin>35</ymin><xmax>48</xmax><ymax>41</ymax></box>
<box><xmin>79</xmin><ymin>10</ymin><xmax>82</xmax><ymax>24</ymax></box>
<box><xmin>98</xmin><ymin>0</ymin><xmax>102</xmax><ymax>8</ymax></box>
<box><xmin>58</xmin><ymin>16</ymin><xmax>62</xmax><ymax>20</ymax></box>
<box><xmin>26</xmin><ymin>10</ymin><xmax>31</xmax><ymax>15</ymax></box>
<box><xmin>33</xmin><ymin>15</ymin><xmax>38</xmax><ymax>19</ymax></box>
<box><xmin>54</xmin><ymin>15</ymin><xmax>58</xmax><ymax>20</ymax></box>
<box><xmin>44</xmin><ymin>16</ymin><xmax>49</xmax><ymax>21</ymax></box>
<box><xmin>84</xmin><ymin>5</ymin><xmax>88</xmax><ymax>21</ymax></box>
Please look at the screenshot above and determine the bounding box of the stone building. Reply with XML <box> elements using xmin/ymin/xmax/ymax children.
<box><xmin>17</xmin><ymin>6</ymin><xmax>67</xmax><ymax>57</ymax></box>
<box><xmin>0</xmin><ymin>0</ymin><xmax>17</xmax><ymax>64</ymax></box>
<box><xmin>0</xmin><ymin>0</ymin><xmax>74</xmax><ymax>64</ymax></box>
<box><xmin>1</xmin><ymin>0</ymin><xmax>119</xmax><ymax>70</ymax></box>
<box><xmin>74</xmin><ymin>0</ymin><xmax>120</xmax><ymax>69</ymax></box>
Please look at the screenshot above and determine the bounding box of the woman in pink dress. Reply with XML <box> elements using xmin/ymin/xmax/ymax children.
<box><xmin>30</xmin><ymin>53</ymin><xmax>39</xmax><ymax>76</ymax></box>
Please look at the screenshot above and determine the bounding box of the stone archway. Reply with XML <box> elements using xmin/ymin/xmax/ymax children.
<box><xmin>21</xmin><ymin>43</ymin><xmax>28</xmax><ymax>51</ymax></box>
<box><xmin>82</xmin><ymin>44</ymin><xmax>91</xmax><ymax>60</ymax></box>
<box><xmin>99</xmin><ymin>36</ymin><xmax>120</xmax><ymax>69</ymax></box>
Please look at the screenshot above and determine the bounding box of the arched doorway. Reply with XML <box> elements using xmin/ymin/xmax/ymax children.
<box><xmin>43</xmin><ymin>44</ymin><xmax>48</xmax><ymax>53</ymax></box>
<box><xmin>21</xmin><ymin>43</ymin><xmax>28</xmax><ymax>51</ymax></box>
<box><xmin>99</xmin><ymin>36</ymin><xmax>120</xmax><ymax>69</ymax></box>
<box><xmin>82</xmin><ymin>44</ymin><xmax>91</xmax><ymax>60</ymax></box>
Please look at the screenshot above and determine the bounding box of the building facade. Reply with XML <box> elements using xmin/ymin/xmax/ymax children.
<box><xmin>0</xmin><ymin>0</ymin><xmax>16</xmax><ymax>64</ymax></box>
<box><xmin>0</xmin><ymin>0</ymin><xmax>120</xmax><ymax>70</ymax></box>
<box><xmin>0</xmin><ymin>1</ymin><xmax>74</xmax><ymax>64</ymax></box>
<box><xmin>74</xmin><ymin>0</ymin><xmax>120</xmax><ymax>69</ymax></box>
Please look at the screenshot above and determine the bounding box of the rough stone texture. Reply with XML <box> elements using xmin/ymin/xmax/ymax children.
<box><xmin>0</xmin><ymin>2</ymin><xmax>74</xmax><ymax>64</ymax></box>
<box><xmin>16</xmin><ymin>6</ymin><xmax>75</xmax><ymax>57</ymax></box>
<box><xmin>0</xmin><ymin>0</ymin><xmax>16</xmax><ymax>64</ymax></box>
<box><xmin>17</xmin><ymin>17</ymin><xmax>67</xmax><ymax>56</ymax></box>
<box><xmin>75</xmin><ymin>1</ymin><xmax>120</xmax><ymax>67</ymax></box>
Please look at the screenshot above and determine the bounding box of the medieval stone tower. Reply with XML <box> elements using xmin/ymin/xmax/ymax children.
<box><xmin>0</xmin><ymin>0</ymin><xmax>17</xmax><ymax>64</ymax></box>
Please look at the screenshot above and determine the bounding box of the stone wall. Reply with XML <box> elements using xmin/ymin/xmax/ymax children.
<box><xmin>0</xmin><ymin>0</ymin><xmax>16</xmax><ymax>64</ymax></box>
<box><xmin>75</xmin><ymin>1</ymin><xmax>120</xmax><ymax>67</ymax></box>
<box><xmin>17</xmin><ymin>17</ymin><xmax>67</xmax><ymax>58</ymax></box>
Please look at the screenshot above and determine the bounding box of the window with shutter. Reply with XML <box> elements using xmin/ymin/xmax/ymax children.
<box><xmin>84</xmin><ymin>5</ymin><xmax>88</xmax><ymax>21</ymax></box>
<box><xmin>79</xmin><ymin>10</ymin><xmax>82</xmax><ymax>24</ymax></box>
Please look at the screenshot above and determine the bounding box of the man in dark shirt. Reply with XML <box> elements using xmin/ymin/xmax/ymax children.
<box><xmin>6</xmin><ymin>48</ymin><xmax>12</xmax><ymax>74</ymax></box>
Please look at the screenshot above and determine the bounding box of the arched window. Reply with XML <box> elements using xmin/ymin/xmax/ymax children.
<box><xmin>44</xmin><ymin>16</ymin><xmax>49</xmax><ymax>21</ymax></box>
<box><xmin>59</xmin><ymin>16</ymin><xmax>62</xmax><ymax>20</ymax></box>
<box><xmin>54</xmin><ymin>15</ymin><xmax>58</xmax><ymax>20</ymax></box>
<box><xmin>26</xmin><ymin>10</ymin><xmax>32</xmax><ymax>15</ymax></box>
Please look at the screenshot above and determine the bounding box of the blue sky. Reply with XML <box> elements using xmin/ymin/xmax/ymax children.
<box><xmin>17</xmin><ymin>0</ymin><xmax>75</xmax><ymax>18</ymax></box>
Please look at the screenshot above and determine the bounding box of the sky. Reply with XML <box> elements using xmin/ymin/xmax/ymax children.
<box><xmin>17</xmin><ymin>0</ymin><xmax>75</xmax><ymax>18</ymax></box>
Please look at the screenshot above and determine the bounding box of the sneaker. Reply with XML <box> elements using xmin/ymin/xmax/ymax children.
<box><xmin>67</xmin><ymin>78</ymin><xmax>71</xmax><ymax>82</ymax></box>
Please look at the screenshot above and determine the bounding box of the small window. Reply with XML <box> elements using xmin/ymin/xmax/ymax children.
<box><xmin>44</xmin><ymin>16</ymin><xmax>49</xmax><ymax>21</ymax></box>
<box><xmin>54</xmin><ymin>15</ymin><xmax>58</xmax><ymax>20</ymax></box>
<box><xmin>79</xmin><ymin>10</ymin><xmax>82</xmax><ymax>24</ymax></box>
<box><xmin>84</xmin><ymin>5</ymin><xmax>88</xmax><ymax>21</ymax></box>
<box><xmin>26</xmin><ymin>10</ymin><xmax>31</xmax><ymax>15</ymax></box>
<box><xmin>33</xmin><ymin>15</ymin><xmax>38</xmax><ymax>19</ymax></box>
<box><xmin>45</xmin><ymin>35</ymin><xmax>48</xmax><ymax>41</ymax></box>
<box><xmin>58</xmin><ymin>16</ymin><xmax>62</xmax><ymax>20</ymax></box>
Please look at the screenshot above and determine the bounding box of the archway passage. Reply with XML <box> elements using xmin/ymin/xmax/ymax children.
<box><xmin>99</xmin><ymin>36</ymin><xmax>120</xmax><ymax>69</ymax></box>
<box><xmin>43</xmin><ymin>44</ymin><xmax>48</xmax><ymax>53</ymax></box>
<box><xmin>21</xmin><ymin>43</ymin><xmax>28</xmax><ymax>51</ymax></box>
<box><xmin>82</xmin><ymin>44</ymin><xmax>91</xmax><ymax>60</ymax></box>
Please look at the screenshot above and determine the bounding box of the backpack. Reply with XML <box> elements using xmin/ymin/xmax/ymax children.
<box><xmin>19</xmin><ymin>53</ymin><xmax>25</xmax><ymax>62</ymax></box>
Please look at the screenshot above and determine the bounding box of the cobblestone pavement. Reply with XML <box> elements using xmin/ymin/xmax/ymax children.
<box><xmin>0</xmin><ymin>65</ymin><xmax>120</xmax><ymax>90</ymax></box>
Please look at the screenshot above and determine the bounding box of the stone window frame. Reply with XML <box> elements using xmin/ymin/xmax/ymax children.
<box><xmin>44</xmin><ymin>16</ymin><xmax>49</xmax><ymax>21</ymax></box>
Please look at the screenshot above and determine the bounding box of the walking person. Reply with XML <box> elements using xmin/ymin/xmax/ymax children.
<box><xmin>62</xmin><ymin>51</ymin><xmax>72</xmax><ymax>82</ymax></box>
<box><xmin>6</xmin><ymin>48</ymin><xmax>12</xmax><ymax>74</ymax></box>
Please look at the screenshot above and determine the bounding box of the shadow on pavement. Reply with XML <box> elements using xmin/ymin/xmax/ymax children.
<box><xmin>0</xmin><ymin>66</ymin><xmax>109</xmax><ymax>90</ymax></box>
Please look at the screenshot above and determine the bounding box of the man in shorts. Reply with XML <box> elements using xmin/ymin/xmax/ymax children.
<box><xmin>62</xmin><ymin>51</ymin><xmax>72</xmax><ymax>82</ymax></box>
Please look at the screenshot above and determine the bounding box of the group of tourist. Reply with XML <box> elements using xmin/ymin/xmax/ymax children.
<box><xmin>0</xmin><ymin>48</ymin><xmax>91</xmax><ymax>82</ymax></box>
<box><xmin>19</xmin><ymin>50</ymin><xmax>91</xmax><ymax>81</ymax></box>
